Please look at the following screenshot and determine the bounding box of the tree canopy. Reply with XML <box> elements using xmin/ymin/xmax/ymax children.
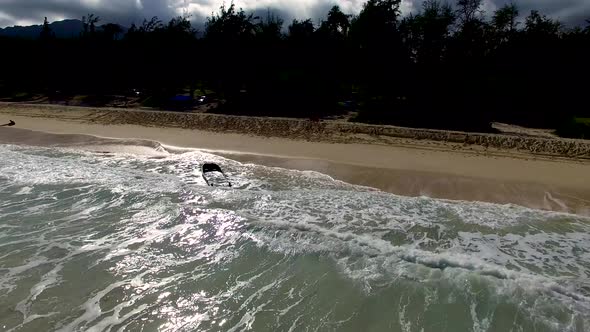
<box><xmin>0</xmin><ymin>0</ymin><xmax>589</xmax><ymax>133</ymax></box>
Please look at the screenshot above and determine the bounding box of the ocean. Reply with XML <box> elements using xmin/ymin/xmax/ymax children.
<box><xmin>0</xmin><ymin>141</ymin><xmax>589</xmax><ymax>332</ymax></box>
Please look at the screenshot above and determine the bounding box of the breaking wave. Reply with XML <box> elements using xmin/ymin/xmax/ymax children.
<box><xmin>0</xmin><ymin>141</ymin><xmax>589</xmax><ymax>331</ymax></box>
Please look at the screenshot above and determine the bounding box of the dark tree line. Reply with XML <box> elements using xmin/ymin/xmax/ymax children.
<box><xmin>1</xmin><ymin>0</ymin><xmax>589</xmax><ymax>132</ymax></box>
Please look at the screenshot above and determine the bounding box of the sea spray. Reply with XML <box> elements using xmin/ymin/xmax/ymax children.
<box><xmin>0</xmin><ymin>143</ymin><xmax>589</xmax><ymax>331</ymax></box>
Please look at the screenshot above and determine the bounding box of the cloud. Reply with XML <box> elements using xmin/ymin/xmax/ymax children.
<box><xmin>0</xmin><ymin>0</ymin><xmax>175</xmax><ymax>27</ymax></box>
<box><xmin>0</xmin><ymin>0</ymin><xmax>588</xmax><ymax>28</ymax></box>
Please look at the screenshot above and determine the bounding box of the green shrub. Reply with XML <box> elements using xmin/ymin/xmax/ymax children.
<box><xmin>556</xmin><ymin>118</ymin><xmax>590</xmax><ymax>139</ymax></box>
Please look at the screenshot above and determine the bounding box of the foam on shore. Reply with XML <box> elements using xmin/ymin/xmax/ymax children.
<box><xmin>1</xmin><ymin>143</ymin><xmax>589</xmax><ymax>331</ymax></box>
<box><xmin>1</xmin><ymin>126</ymin><xmax>589</xmax><ymax>216</ymax></box>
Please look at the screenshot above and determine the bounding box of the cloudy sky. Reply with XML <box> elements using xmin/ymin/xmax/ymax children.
<box><xmin>0</xmin><ymin>0</ymin><xmax>589</xmax><ymax>28</ymax></box>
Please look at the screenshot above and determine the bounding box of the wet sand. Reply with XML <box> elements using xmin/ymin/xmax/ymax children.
<box><xmin>1</xmin><ymin>105</ymin><xmax>590</xmax><ymax>215</ymax></box>
<box><xmin>223</xmin><ymin>153</ymin><xmax>590</xmax><ymax>215</ymax></box>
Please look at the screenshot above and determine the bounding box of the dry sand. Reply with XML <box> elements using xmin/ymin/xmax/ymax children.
<box><xmin>1</xmin><ymin>103</ymin><xmax>589</xmax><ymax>215</ymax></box>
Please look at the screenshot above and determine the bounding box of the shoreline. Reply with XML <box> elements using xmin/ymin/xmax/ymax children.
<box><xmin>1</xmin><ymin>103</ymin><xmax>590</xmax><ymax>215</ymax></box>
<box><xmin>221</xmin><ymin>152</ymin><xmax>590</xmax><ymax>215</ymax></box>
<box><xmin>2</xmin><ymin>102</ymin><xmax>590</xmax><ymax>159</ymax></box>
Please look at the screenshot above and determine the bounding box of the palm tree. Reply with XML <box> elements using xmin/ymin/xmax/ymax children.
<box><xmin>82</xmin><ymin>14</ymin><xmax>101</xmax><ymax>36</ymax></box>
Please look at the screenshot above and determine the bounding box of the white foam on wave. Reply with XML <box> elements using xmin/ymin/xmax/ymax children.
<box><xmin>230</xmin><ymin>187</ymin><xmax>590</xmax><ymax>330</ymax></box>
<box><xmin>2</xmin><ymin>142</ymin><xmax>590</xmax><ymax>331</ymax></box>
<box><xmin>0</xmin><ymin>145</ymin><xmax>183</xmax><ymax>194</ymax></box>
<box><xmin>14</xmin><ymin>186</ymin><xmax>33</xmax><ymax>195</ymax></box>
<box><xmin>4</xmin><ymin>143</ymin><xmax>586</xmax><ymax>281</ymax></box>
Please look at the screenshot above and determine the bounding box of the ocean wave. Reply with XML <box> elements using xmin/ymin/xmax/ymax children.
<box><xmin>1</xmin><ymin>143</ymin><xmax>589</xmax><ymax>331</ymax></box>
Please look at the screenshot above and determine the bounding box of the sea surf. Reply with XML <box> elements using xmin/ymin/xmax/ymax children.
<box><xmin>0</xmin><ymin>140</ymin><xmax>589</xmax><ymax>331</ymax></box>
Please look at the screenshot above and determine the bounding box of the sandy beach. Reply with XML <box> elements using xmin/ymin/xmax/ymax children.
<box><xmin>1</xmin><ymin>103</ymin><xmax>589</xmax><ymax>215</ymax></box>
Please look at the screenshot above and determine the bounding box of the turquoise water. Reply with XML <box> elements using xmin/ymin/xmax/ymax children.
<box><xmin>0</xmin><ymin>142</ymin><xmax>589</xmax><ymax>332</ymax></box>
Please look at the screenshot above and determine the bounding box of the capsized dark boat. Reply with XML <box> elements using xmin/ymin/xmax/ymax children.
<box><xmin>202</xmin><ymin>163</ymin><xmax>232</xmax><ymax>187</ymax></box>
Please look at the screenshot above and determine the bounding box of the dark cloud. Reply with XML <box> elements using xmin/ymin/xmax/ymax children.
<box><xmin>0</xmin><ymin>0</ymin><xmax>588</xmax><ymax>28</ymax></box>
<box><xmin>0</xmin><ymin>0</ymin><xmax>176</xmax><ymax>27</ymax></box>
<box><xmin>489</xmin><ymin>0</ymin><xmax>590</xmax><ymax>26</ymax></box>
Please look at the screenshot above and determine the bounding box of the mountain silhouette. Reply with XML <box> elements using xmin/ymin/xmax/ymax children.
<box><xmin>0</xmin><ymin>19</ymin><xmax>127</xmax><ymax>39</ymax></box>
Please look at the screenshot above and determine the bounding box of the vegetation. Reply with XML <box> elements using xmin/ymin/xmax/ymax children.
<box><xmin>0</xmin><ymin>1</ymin><xmax>589</xmax><ymax>135</ymax></box>
<box><xmin>556</xmin><ymin>118</ymin><xmax>590</xmax><ymax>139</ymax></box>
